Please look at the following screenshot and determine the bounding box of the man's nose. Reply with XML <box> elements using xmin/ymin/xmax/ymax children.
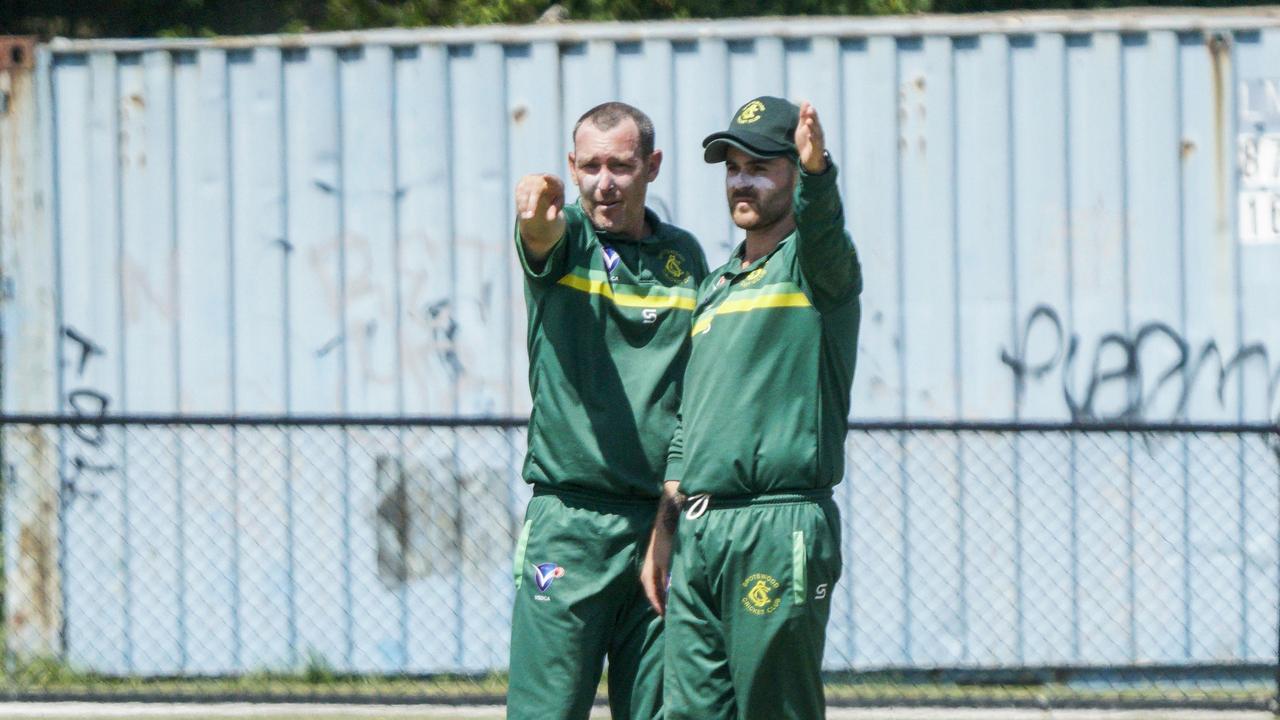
<box><xmin>598</xmin><ymin>170</ymin><xmax>615</xmax><ymax>192</ymax></box>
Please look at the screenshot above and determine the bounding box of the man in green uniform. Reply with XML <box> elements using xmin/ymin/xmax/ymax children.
<box><xmin>641</xmin><ymin>97</ymin><xmax>861</xmax><ymax>719</ymax></box>
<box><xmin>509</xmin><ymin>101</ymin><xmax>709</xmax><ymax>720</ymax></box>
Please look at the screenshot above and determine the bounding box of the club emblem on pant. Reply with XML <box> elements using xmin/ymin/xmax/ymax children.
<box><xmin>741</xmin><ymin>573</ymin><xmax>782</xmax><ymax>615</ymax></box>
<box><xmin>532</xmin><ymin>562</ymin><xmax>565</xmax><ymax>592</ymax></box>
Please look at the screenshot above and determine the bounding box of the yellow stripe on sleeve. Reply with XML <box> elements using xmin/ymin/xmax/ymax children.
<box><xmin>556</xmin><ymin>273</ymin><xmax>697</xmax><ymax>310</ymax></box>
<box><xmin>691</xmin><ymin>292</ymin><xmax>812</xmax><ymax>337</ymax></box>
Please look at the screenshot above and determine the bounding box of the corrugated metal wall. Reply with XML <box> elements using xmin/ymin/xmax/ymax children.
<box><xmin>2</xmin><ymin>11</ymin><xmax>1279</xmax><ymax>676</ymax></box>
<box><xmin>7</xmin><ymin>15</ymin><xmax>1280</xmax><ymax>424</ymax></box>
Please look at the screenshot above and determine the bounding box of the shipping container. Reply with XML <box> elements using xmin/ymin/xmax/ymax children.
<box><xmin>1</xmin><ymin>10</ymin><xmax>1277</xmax><ymax>677</ymax></box>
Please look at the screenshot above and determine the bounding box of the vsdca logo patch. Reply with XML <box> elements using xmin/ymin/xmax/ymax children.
<box><xmin>532</xmin><ymin>562</ymin><xmax>565</xmax><ymax>592</ymax></box>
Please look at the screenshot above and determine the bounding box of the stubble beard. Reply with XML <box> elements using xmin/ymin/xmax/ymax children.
<box><xmin>580</xmin><ymin>176</ymin><xmax>647</xmax><ymax>235</ymax></box>
<box><xmin>730</xmin><ymin>191</ymin><xmax>792</xmax><ymax>232</ymax></box>
<box><xmin>586</xmin><ymin>198</ymin><xmax>629</xmax><ymax>233</ymax></box>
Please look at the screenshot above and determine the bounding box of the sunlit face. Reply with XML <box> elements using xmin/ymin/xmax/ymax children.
<box><xmin>569</xmin><ymin>118</ymin><xmax>662</xmax><ymax>238</ymax></box>
<box><xmin>723</xmin><ymin>147</ymin><xmax>796</xmax><ymax>233</ymax></box>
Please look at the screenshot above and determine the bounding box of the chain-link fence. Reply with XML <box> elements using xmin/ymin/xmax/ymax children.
<box><xmin>0</xmin><ymin>417</ymin><xmax>1277</xmax><ymax>710</ymax></box>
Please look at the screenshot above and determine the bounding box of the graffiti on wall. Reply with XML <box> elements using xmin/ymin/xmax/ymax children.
<box><xmin>1002</xmin><ymin>304</ymin><xmax>1280</xmax><ymax>424</ymax></box>
<box><xmin>61</xmin><ymin>326</ymin><xmax>113</xmax><ymax>505</ymax></box>
<box><xmin>374</xmin><ymin>454</ymin><xmax>515</xmax><ymax>589</ymax></box>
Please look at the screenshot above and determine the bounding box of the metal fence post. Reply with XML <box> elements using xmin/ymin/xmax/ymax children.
<box><xmin>1273</xmin><ymin>431</ymin><xmax>1280</xmax><ymax>718</ymax></box>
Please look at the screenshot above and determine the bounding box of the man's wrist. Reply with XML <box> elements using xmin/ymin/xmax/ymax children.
<box><xmin>657</xmin><ymin>482</ymin><xmax>685</xmax><ymax>533</ymax></box>
<box><xmin>802</xmin><ymin>150</ymin><xmax>832</xmax><ymax>175</ymax></box>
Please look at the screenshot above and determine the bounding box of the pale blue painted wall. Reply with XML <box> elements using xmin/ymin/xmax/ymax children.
<box><xmin>2</xmin><ymin>12</ymin><xmax>1279</xmax><ymax>675</ymax></box>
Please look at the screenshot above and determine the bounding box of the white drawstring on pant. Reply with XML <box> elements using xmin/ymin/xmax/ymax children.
<box><xmin>684</xmin><ymin>493</ymin><xmax>710</xmax><ymax>520</ymax></box>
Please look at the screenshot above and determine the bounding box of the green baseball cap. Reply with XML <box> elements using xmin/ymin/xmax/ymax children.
<box><xmin>702</xmin><ymin>96</ymin><xmax>800</xmax><ymax>163</ymax></box>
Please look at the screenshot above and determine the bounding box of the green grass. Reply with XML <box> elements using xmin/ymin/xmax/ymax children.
<box><xmin>2</xmin><ymin>655</ymin><xmax>1273</xmax><ymax>710</ymax></box>
<box><xmin>2</xmin><ymin>654</ymin><xmax>509</xmax><ymax>700</ymax></box>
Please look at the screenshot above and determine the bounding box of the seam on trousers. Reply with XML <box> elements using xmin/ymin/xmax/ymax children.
<box><xmin>793</xmin><ymin>530</ymin><xmax>807</xmax><ymax>606</ymax></box>
<box><xmin>513</xmin><ymin>519</ymin><xmax>533</xmax><ymax>590</ymax></box>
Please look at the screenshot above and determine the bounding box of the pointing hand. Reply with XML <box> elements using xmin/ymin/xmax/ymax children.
<box><xmin>516</xmin><ymin>173</ymin><xmax>565</xmax><ymax>223</ymax></box>
<box><xmin>515</xmin><ymin>173</ymin><xmax>568</xmax><ymax>262</ymax></box>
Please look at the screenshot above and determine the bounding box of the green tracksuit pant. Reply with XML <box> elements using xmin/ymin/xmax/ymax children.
<box><xmin>508</xmin><ymin>487</ymin><xmax>664</xmax><ymax>720</ymax></box>
<box><xmin>663</xmin><ymin>492</ymin><xmax>842</xmax><ymax>720</ymax></box>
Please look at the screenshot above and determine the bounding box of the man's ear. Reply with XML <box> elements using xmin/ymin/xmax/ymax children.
<box><xmin>645</xmin><ymin>149</ymin><xmax>663</xmax><ymax>182</ymax></box>
<box><xmin>567</xmin><ymin>152</ymin><xmax>579</xmax><ymax>185</ymax></box>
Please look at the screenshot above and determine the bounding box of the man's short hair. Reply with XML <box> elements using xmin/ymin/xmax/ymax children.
<box><xmin>572</xmin><ymin>102</ymin><xmax>655</xmax><ymax>159</ymax></box>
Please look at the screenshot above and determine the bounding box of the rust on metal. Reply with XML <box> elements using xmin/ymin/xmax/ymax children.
<box><xmin>5</xmin><ymin>428</ymin><xmax>63</xmax><ymax>656</ymax></box>
<box><xmin>0</xmin><ymin>36</ymin><xmax>36</xmax><ymax>72</ymax></box>
<box><xmin>1208</xmin><ymin>31</ymin><xmax>1232</xmax><ymax>247</ymax></box>
<box><xmin>16</xmin><ymin>502</ymin><xmax>57</xmax><ymax>633</ymax></box>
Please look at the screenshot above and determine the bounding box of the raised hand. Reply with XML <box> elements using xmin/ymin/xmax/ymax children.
<box><xmin>515</xmin><ymin>173</ymin><xmax>567</xmax><ymax>262</ymax></box>
<box><xmin>794</xmin><ymin>101</ymin><xmax>828</xmax><ymax>174</ymax></box>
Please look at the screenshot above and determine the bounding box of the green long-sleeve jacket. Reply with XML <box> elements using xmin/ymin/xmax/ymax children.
<box><xmin>671</xmin><ymin>162</ymin><xmax>862</xmax><ymax>496</ymax></box>
<box><xmin>518</xmin><ymin>202</ymin><xmax>709</xmax><ymax>499</ymax></box>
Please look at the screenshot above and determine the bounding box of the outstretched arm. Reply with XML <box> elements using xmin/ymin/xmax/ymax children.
<box><xmin>793</xmin><ymin>102</ymin><xmax>862</xmax><ymax>305</ymax></box>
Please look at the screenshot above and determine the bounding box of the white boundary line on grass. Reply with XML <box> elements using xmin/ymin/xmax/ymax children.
<box><xmin>0</xmin><ymin>704</ymin><xmax>1273</xmax><ymax>719</ymax></box>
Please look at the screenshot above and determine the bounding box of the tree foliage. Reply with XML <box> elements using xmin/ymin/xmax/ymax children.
<box><xmin>0</xmin><ymin>0</ymin><xmax>1270</xmax><ymax>38</ymax></box>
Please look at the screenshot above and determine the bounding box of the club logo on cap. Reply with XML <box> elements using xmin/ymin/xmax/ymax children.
<box><xmin>736</xmin><ymin>100</ymin><xmax>766</xmax><ymax>125</ymax></box>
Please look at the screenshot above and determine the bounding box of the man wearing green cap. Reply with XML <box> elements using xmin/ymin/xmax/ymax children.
<box><xmin>508</xmin><ymin>101</ymin><xmax>708</xmax><ymax>719</ymax></box>
<box><xmin>641</xmin><ymin>96</ymin><xmax>861</xmax><ymax>719</ymax></box>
